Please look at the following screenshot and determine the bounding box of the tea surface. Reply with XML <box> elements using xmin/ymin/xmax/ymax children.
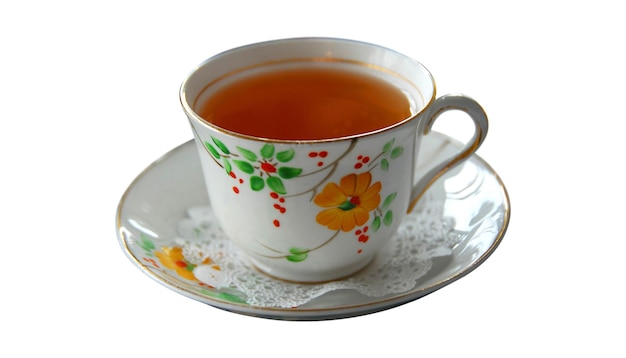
<box><xmin>197</xmin><ymin>66</ymin><xmax>412</xmax><ymax>140</ymax></box>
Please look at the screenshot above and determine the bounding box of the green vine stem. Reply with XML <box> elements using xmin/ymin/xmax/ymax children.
<box><xmin>255</xmin><ymin>229</ymin><xmax>341</xmax><ymax>260</ymax></box>
<box><xmin>285</xmin><ymin>138</ymin><xmax>358</xmax><ymax>201</ymax></box>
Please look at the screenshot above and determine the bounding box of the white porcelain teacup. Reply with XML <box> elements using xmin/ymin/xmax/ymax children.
<box><xmin>180</xmin><ymin>38</ymin><xmax>488</xmax><ymax>282</ymax></box>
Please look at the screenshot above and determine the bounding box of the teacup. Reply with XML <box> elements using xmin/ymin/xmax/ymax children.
<box><xmin>180</xmin><ymin>38</ymin><xmax>488</xmax><ymax>282</ymax></box>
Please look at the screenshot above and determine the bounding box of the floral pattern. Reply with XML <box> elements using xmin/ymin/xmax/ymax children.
<box><xmin>195</xmin><ymin>131</ymin><xmax>406</xmax><ymax>262</ymax></box>
<box><xmin>136</xmin><ymin>234</ymin><xmax>247</xmax><ymax>304</ymax></box>
<box><xmin>127</xmin><ymin>201</ymin><xmax>463</xmax><ymax>308</ymax></box>
<box><xmin>204</xmin><ymin>136</ymin><xmax>302</xmax><ymax>195</ymax></box>
<box><xmin>155</xmin><ymin>246</ymin><xmax>221</xmax><ymax>283</ymax></box>
<box><xmin>314</xmin><ymin>172</ymin><xmax>381</xmax><ymax>232</ymax></box>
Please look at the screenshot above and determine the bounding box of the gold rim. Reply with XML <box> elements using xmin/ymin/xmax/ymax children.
<box><xmin>115</xmin><ymin>134</ymin><xmax>510</xmax><ymax>319</ymax></box>
<box><xmin>179</xmin><ymin>38</ymin><xmax>437</xmax><ymax>144</ymax></box>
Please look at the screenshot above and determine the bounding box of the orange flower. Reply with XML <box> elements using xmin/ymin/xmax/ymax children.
<box><xmin>154</xmin><ymin>246</ymin><xmax>222</xmax><ymax>286</ymax></box>
<box><xmin>155</xmin><ymin>246</ymin><xmax>197</xmax><ymax>281</ymax></box>
<box><xmin>314</xmin><ymin>172</ymin><xmax>381</xmax><ymax>232</ymax></box>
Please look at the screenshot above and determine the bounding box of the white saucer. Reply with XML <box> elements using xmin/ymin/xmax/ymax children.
<box><xmin>116</xmin><ymin>132</ymin><xmax>510</xmax><ymax>320</ymax></box>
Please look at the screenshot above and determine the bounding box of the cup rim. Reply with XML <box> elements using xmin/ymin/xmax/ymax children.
<box><xmin>179</xmin><ymin>37</ymin><xmax>437</xmax><ymax>144</ymax></box>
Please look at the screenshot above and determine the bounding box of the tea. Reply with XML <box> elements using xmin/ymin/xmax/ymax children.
<box><xmin>197</xmin><ymin>66</ymin><xmax>412</xmax><ymax>140</ymax></box>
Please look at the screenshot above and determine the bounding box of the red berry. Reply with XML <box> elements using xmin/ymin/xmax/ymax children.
<box><xmin>261</xmin><ymin>162</ymin><xmax>277</xmax><ymax>173</ymax></box>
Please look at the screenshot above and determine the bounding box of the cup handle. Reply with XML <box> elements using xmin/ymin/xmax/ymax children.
<box><xmin>407</xmin><ymin>94</ymin><xmax>489</xmax><ymax>212</ymax></box>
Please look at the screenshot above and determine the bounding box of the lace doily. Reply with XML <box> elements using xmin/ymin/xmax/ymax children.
<box><xmin>173</xmin><ymin>195</ymin><xmax>459</xmax><ymax>308</ymax></box>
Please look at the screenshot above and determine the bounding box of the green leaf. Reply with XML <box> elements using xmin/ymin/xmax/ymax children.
<box><xmin>286</xmin><ymin>253</ymin><xmax>308</xmax><ymax>262</ymax></box>
<box><xmin>250</xmin><ymin>176</ymin><xmax>265</xmax><ymax>191</ymax></box>
<box><xmin>383</xmin><ymin>210</ymin><xmax>394</xmax><ymax>226</ymax></box>
<box><xmin>289</xmin><ymin>247</ymin><xmax>309</xmax><ymax>255</ymax></box>
<box><xmin>233</xmin><ymin>160</ymin><xmax>254</xmax><ymax>174</ymax></box>
<box><xmin>267</xmin><ymin>176</ymin><xmax>286</xmax><ymax>194</ymax></box>
<box><xmin>383</xmin><ymin>138</ymin><xmax>395</xmax><ymax>153</ymax></box>
<box><xmin>372</xmin><ymin>216</ymin><xmax>381</xmax><ymax>232</ymax></box>
<box><xmin>215</xmin><ymin>292</ymin><xmax>248</xmax><ymax>304</ymax></box>
<box><xmin>204</xmin><ymin>141</ymin><xmax>220</xmax><ymax>159</ymax></box>
<box><xmin>223</xmin><ymin>158</ymin><xmax>232</xmax><ymax>175</ymax></box>
<box><xmin>260</xmin><ymin>144</ymin><xmax>275</xmax><ymax>158</ymax></box>
<box><xmin>286</xmin><ymin>247</ymin><xmax>309</xmax><ymax>262</ymax></box>
<box><xmin>338</xmin><ymin>200</ymin><xmax>357</xmax><ymax>211</ymax></box>
<box><xmin>139</xmin><ymin>235</ymin><xmax>155</xmax><ymax>251</ymax></box>
<box><xmin>212</xmin><ymin>137</ymin><xmax>230</xmax><ymax>154</ymax></box>
<box><xmin>237</xmin><ymin>146</ymin><xmax>258</xmax><ymax>162</ymax></box>
<box><xmin>391</xmin><ymin>146</ymin><xmax>404</xmax><ymax>159</ymax></box>
<box><xmin>276</xmin><ymin>149</ymin><xmax>295</xmax><ymax>163</ymax></box>
<box><xmin>381</xmin><ymin>158</ymin><xmax>389</xmax><ymax>171</ymax></box>
<box><xmin>200</xmin><ymin>289</ymin><xmax>248</xmax><ymax>304</ymax></box>
<box><xmin>278</xmin><ymin>166</ymin><xmax>302</xmax><ymax>179</ymax></box>
<box><xmin>382</xmin><ymin>192</ymin><xmax>397</xmax><ymax>211</ymax></box>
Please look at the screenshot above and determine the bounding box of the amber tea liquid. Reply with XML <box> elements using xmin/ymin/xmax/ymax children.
<box><xmin>197</xmin><ymin>65</ymin><xmax>412</xmax><ymax>140</ymax></box>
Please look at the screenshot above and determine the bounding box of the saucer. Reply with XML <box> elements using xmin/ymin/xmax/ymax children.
<box><xmin>116</xmin><ymin>132</ymin><xmax>510</xmax><ymax>320</ymax></box>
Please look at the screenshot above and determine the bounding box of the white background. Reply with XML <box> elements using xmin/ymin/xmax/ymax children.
<box><xmin>2</xmin><ymin>0</ymin><xmax>624</xmax><ymax>356</ymax></box>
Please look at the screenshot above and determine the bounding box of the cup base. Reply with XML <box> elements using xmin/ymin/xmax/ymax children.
<box><xmin>249</xmin><ymin>255</ymin><xmax>376</xmax><ymax>284</ymax></box>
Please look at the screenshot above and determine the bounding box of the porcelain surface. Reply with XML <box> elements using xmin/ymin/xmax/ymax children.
<box><xmin>181</xmin><ymin>38</ymin><xmax>489</xmax><ymax>282</ymax></box>
<box><xmin>116</xmin><ymin>132</ymin><xmax>509</xmax><ymax>320</ymax></box>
